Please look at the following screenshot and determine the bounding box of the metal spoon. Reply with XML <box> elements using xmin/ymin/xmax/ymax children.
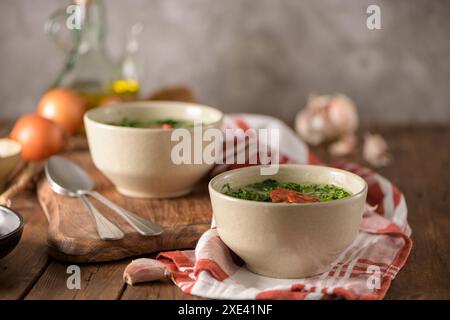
<box><xmin>45</xmin><ymin>156</ymin><xmax>163</xmax><ymax>237</ymax></box>
<box><xmin>45</xmin><ymin>158</ymin><xmax>124</xmax><ymax>240</ymax></box>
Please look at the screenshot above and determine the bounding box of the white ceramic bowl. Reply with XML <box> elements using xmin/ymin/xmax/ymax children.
<box><xmin>209</xmin><ymin>164</ymin><xmax>368</xmax><ymax>278</ymax></box>
<box><xmin>84</xmin><ymin>101</ymin><xmax>223</xmax><ymax>198</ymax></box>
<box><xmin>0</xmin><ymin>139</ymin><xmax>22</xmax><ymax>193</ymax></box>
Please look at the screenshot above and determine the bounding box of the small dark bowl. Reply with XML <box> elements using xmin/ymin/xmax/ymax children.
<box><xmin>0</xmin><ymin>205</ymin><xmax>24</xmax><ymax>259</ymax></box>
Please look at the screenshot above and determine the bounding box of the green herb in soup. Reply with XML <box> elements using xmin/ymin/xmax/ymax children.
<box><xmin>110</xmin><ymin>117</ymin><xmax>195</xmax><ymax>129</ymax></box>
<box><xmin>222</xmin><ymin>179</ymin><xmax>351</xmax><ymax>203</ymax></box>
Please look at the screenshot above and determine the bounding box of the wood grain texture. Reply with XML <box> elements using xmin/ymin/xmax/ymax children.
<box><xmin>37</xmin><ymin>151</ymin><xmax>212</xmax><ymax>263</ymax></box>
<box><xmin>1</xmin><ymin>125</ymin><xmax>449</xmax><ymax>300</ymax></box>
<box><xmin>25</xmin><ymin>260</ymin><xmax>128</xmax><ymax>300</ymax></box>
<box><xmin>121</xmin><ymin>280</ymin><xmax>203</xmax><ymax>300</ymax></box>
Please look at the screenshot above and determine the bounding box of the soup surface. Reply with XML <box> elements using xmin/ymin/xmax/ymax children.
<box><xmin>222</xmin><ymin>179</ymin><xmax>351</xmax><ymax>203</ymax></box>
<box><xmin>110</xmin><ymin>118</ymin><xmax>195</xmax><ymax>129</ymax></box>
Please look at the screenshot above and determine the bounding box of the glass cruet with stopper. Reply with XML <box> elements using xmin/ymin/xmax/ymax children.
<box><xmin>45</xmin><ymin>0</ymin><xmax>140</xmax><ymax>109</ymax></box>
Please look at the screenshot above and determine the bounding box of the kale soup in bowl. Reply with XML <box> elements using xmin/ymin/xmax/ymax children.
<box><xmin>85</xmin><ymin>101</ymin><xmax>223</xmax><ymax>198</ymax></box>
<box><xmin>208</xmin><ymin>164</ymin><xmax>368</xmax><ymax>278</ymax></box>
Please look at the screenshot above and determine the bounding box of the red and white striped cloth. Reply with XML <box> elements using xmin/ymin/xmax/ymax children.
<box><xmin>157</xmin><ymin>114</ymin><xmax>412</xmax><ymax>300</ymax></box>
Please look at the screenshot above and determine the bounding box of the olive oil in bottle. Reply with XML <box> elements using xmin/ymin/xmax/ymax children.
<box><xmin>46</xmin><ymin>0</ymin><xmax>141</xmax><ymax>110</ymax></box>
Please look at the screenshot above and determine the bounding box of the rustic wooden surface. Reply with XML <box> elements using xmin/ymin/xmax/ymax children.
<box><xmin>0</xmin><ymin>125</ymin><xmax>449</xmax><ymax>300</ymax></box>
<box><xmin>38</xmin><ymin>151</ymin><xmax>211</xmax><ymax>263</ymax></box>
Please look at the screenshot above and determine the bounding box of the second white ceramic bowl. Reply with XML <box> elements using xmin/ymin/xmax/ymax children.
<box><xmin>209</xmin><ymin>164</ymin><xmax>368</xmax><ymax>278</ymax></box>
<box><xmin>84</xmin><ymin>101</ymin><xmax>223</xmax><ymax>198</ymax></box>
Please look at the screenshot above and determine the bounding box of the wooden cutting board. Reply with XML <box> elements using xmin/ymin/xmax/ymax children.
<box><xmin>37</xmin><ymin>150</ymin><xmax>212</xmax><ymax>263</ymax></box>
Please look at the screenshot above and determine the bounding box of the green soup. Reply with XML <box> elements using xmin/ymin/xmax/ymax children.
<box><xmin>110</xmin><ymin>118</ymin><xmax>195</xmax><ymax>129</ymax></box>
<box><xmin>222</xmin><ymin>179</ymin><xmax>351</xmax><ymax>203</ymax></box>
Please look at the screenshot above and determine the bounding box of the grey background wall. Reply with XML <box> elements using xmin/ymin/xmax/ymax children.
<box><xmin>0</xmin><ymin>0</ymin><xmax>449</xmax><ymax>124</ymax></box>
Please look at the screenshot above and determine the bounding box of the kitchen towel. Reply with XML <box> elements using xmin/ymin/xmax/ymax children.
<box><xmin>157</xmin><ymin>114</ymin><xmax>412</xmax><ymax>300</ymax></box>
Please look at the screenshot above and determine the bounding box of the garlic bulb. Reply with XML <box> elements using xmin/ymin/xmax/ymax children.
<box><xmin>123</xmin><ymin>258</ymin><xmax>171</xmax><ymax>285</ymax></box>
<box><xmin>295</xmin><ymin>94</ymin><xmax>359</xmax><ymax>146</ymax></box>
<box><xmin>363</xmin><ymin>133</ymin><xmax>390</xmax><ymax>167</ymax></box>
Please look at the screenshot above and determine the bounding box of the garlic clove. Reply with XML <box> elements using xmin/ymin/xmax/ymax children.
<box><xmin>363</xmin><ymin>133</ymin><xmax>391</xmax><ymax>167</ymax></box>
<box><xmin>123</xmin><ymin>258</ymin><xmax>171</xmax><ymax>286</ymax></box>
<box><xmin>296</xmin><ymin>110</ymin><xmax>321</xmax><ymax>146</ymax></box>
<box><xmin>329</xmin><ymin>134</ymin><xmax>357</xmax><ymax>157</ymax></box>
<box><xmin>328</xmin><ymin>95</ymin><xmax>359</xmax><ymax>134</ymax></box>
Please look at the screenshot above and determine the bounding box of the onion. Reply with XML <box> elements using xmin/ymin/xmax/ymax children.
<box><xmin>10</xmin><ymin>114</ymin><xmax>65</xmax><ymax>161</ymax></box>
<box><xmin>37</xmin><ymin>88</ymin><xmax>86</xmax><ymax>135</ymax></box>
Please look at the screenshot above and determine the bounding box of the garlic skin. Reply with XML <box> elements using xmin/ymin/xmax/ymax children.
<box><xmin>295</xmin><ymin>94</ymin><xmax>359</xmax><ymax>146</ymax></box>
<box><xmin>123</xmin><ymin>258</ymin><xmax>171</xmax><ymax>286</ymax></box>
<box><xmin>329</xmin><ymin>134</ymin><xmax>357</xmax><ymax>157</ymax></box>
<box><xmin>363</xmin><ymin>133</ymin><xmax>391</xmax><ymax>167</ymax></box>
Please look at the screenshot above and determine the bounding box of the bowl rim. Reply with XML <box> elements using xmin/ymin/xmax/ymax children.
<box><xmin>0</xmin><ymin>138</ymin><xmax>22</xmax><ymax>159</ymax></box>
<box><xmin>0</xmin><ymin>205</ymin><xmax>24</xmax><ymax>241</ymax></box>
<box><xmin>208</xmin><ymin>164</ymin><xmax>368</xmax><ymax>207</ymax></box>
<box><xmin>84</xmin><ymin>101</ymin><xmax>224</xmax><ymax>132</ymax></box>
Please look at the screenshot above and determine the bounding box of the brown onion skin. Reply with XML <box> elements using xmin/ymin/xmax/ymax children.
<box><xmin>10</xmin><ymin>114</ymin><xmax>65</xmax><ymax>161</ymax></box>
<box><xmin>37</xmin><ymin>88</ymin><xmax>86</xmax><ymax>135</ymax></box>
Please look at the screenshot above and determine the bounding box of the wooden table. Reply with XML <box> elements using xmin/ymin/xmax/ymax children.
<box><xmin>0</xmin><ymin>125</ymin><xmax>449</xmax><ymax>300</ymax></box>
